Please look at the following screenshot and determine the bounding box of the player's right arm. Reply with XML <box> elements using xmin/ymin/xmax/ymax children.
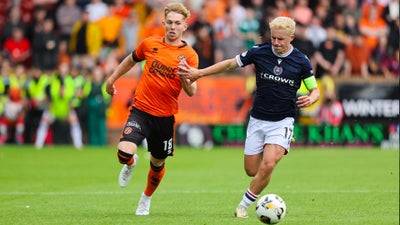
<box><xmin>178</xmin><ymin>58</ymin><xmax>238</xmax><ymax>82</ymax></box>
<box><xmin>105</xmin><ymin>54</ymin><xmax>137</xmax><ymax>96</ymax></box>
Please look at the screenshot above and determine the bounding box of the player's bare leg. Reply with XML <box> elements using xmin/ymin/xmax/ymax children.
<box><xmin>244</xmin><ymin>153</ymin><xmax>263</xmax><ymax>177</ymax></box>
<box><xmin>136</xmin><ymin>156</ymin><xmax>166</xmax><ymax>216</ymax></box>
<box><xmin>249</xmin><ymin>144</ymin><xmax>285</xmax><ymax>194</ymax></box>
<box><xmin>117</xmin><ymin>141</ymin><xmax>138</xmax><ymax>187</ymax></box>
<box><xmin>235</xmin><ymin>144</ymin><xmax>285</xmax><ymax>218</ymax></box>
<box><xmin>234</xmin><ymin>153</ymin><xmax>262</xmax><ymax>218</ymax></box>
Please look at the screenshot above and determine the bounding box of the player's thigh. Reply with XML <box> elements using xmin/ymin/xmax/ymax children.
<box><xmin>262</xmin><ymin>144</ymin><xmax>286</xmax><ymax>166</ymax></box>
<box><xmin>244</xmin><ymin>116</ymin><xmax>266</xmax><ymax>155</ymax></box>
<box><xmin>264</xmin><ymin>117</ymin><xmax>295</xmax><ymax>153</ymax></box>
<box><xmin>244</xmin><ymin>153</ymin><xmax>263</xmax><ymax>177</ymax></box>
<box><xmin>119</xmin><ymin>109</ymin><xmax>147</xmax><ymax>153</ymax></box>
<box><xmin>147</xmin><ymin>115</ymin><xmax>175</xmax><ymax>160</ymax></box>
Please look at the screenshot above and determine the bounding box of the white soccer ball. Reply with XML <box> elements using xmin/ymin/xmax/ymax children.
<box><xmin>255</xmin><ymin>194</ymin><xmax>287</xmax><ymax>224</ymax></box>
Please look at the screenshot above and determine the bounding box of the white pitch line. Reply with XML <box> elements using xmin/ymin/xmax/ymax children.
<box><xmin>0</xmin><ymin>189</ymin><xmax>397</xmax><ymax>196</ymax></box>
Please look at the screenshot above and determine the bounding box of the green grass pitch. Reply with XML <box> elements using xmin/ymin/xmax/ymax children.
<box><xmin>0</xmin><ymin>145</ymin><xmax>398</xmax><ymax>225</ymax></box>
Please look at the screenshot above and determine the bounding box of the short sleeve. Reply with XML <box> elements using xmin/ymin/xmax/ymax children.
<box><xmin>187</xmin><ymin>51</ymin><xmax>199</xmax><ymax>69</ymax></box>
<box><xmin>131</xmin><ymin>39</ymin><xmax>147</xmax><ymax>62</ymax></box>
<box><xmin>235</xmin><ymin>45</ymin><xmax>258</xmax><ymax>67</ymax></box>
<box><xmin>301</xmin><ymin>55</ymin><xmax>314</xmax><ymax>80</ymax></box>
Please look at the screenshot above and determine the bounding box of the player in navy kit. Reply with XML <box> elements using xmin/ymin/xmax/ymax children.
<box><xmin>178</xmin><ymin>16</ymin><xmax>320</xmax><ymax>218</ymax></box>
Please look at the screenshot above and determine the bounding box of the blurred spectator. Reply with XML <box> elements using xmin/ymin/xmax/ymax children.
<box><xmin>56</xmin><ymin>0</ymin><xmax>82</xmax><ymax>42</ymax></box>
<box><xmin>344</xmin><ymin>14</ymin><xmax>360</xmax><ymax>36</ymax></box>
<box><xmin>97</xmin><ymin>10</ymin><xmax>123</xmax><ymax>50</ymax></box>
<box><xmin>2</xmin><ymin>6</ymin><xmax>28</xmax><ymax>45</ymax></box>
<box><xmin>24</xmin><ymin>67</ymin><xmax>48</xmax><ymax>143</ymax></box>
<box><xmin>229</xmin><ymin>0</ymin><xmax>246</xmax><ymax>28</ymax></box>
<box><xmin>3</xmin><ymin>27</ymin><xmax>31</xmax><ymax>66</ymax></box>
<box><xmin>333</xmin><ymin>12</ymin><xmax>349</xmax><ymax>44</ymax></box>
<box><xmin>292</xmin><ymin>0</ymin><xmax>313</xmax><ymax>26</ymax></box>
<box><xmin>274</xmin><ymin>0</ymin><xmax>291</xmax><ymax>17</ymax></box>
<box><xmin>138</xmin><ymin>9</ymin><xmax>164</xmax><ymax>41</ymax></box>
<box><xmin>192</xmin><ymin>11</ymin><xmax>216</xmax><ymax>68</ymax></box>
<box><xmin>381</xmin><ymin>49</ymin><xmax>399</xmax><ymax>78</ymax></box>
<box><xmin>238</xmin><ymin>7</ymin><xmax>260</xmax><ymax>49</ymax></box>
<box><xmin>318</xmin><ymin>91</ymin><xmax>344</xmax><ymax>126</ymax></box>
<box><xmin>58</xmin><ymin>40</ymin><xmax>71</xmax><ymax>65</ymax></box>
<box><xmin>0</xmin><ymin>0</ymin><xmax>12</xmax><ymax>33</ymax></box>
<box><xmin>20</xmin><ymin>0</ymin><xmax>35</xmax><ymax>24</ymax></box>
<box><xmin>359</xmin><ymin>0</ymin><xmax>388</xmax><ymax>51</ymax></box>
<box><xmin>342</xmin><ymin>0</ymin><xmax>360</xmax><ymax>21</ymax></box>
<box><xmin>0</xmin><ymin>87</ymin><xmax>25</xmax><ymax>144</ymax></box>
<box><xmin>305</xmin><ymin>17</ymin><xmax>327</xmax><ymax>48</ymax></box>
<box><xmin>31</xmin><ymin>7</ymin><xmax>47</xmax><ymax>37</ymax></box>
<box><xmin>387</xmin><ymin>18</ymin><xmax>399</xmax><ymax>53</ymax></box>
<box><xmin>121</xmin><ymin>11</ymin><xmax>140</xmax><ymax>55</ymax></box>
<box><xmin>383</xmin><ymin>0</ymin><xmax>399</xmax><ymax>23</ymax></box>
<box><xmin>35</xmin><ymin>63</ymin><xmax>83</xmax><ymax>149</ymax></box>
<box><xmin>369</xmin><ymin>36</ymin><xmax>388</xmax><ymax>75</ymax></box>
<box><xmin>32</xmin><ymin>18</ymin><xmax>59</xmax><ymax>71</ymax></box>
<box><xmin>193</xmin><ymin>22</ymin><xmax>216</xmax><ymax>68</ymax></box>
<box><xmin>203</xmin><ymin>0</ymin><xmax>226</xmax><ymax>24</ymax></box>
<box><xmin>69</xmin><ymin>10</ymin><xmax>102</xmax><ymax>57</ymax></box>
<box><xmin>86</xmin><ymin>0</ymin><xmax>109</xmax><ymax>22</ymax></box>
<box><xmin>292</xmin><ymin>24</ymin><xmax>315</xmax><ymax>59</ymax></box>
<box><xmin>110</xmin><ymin>0</ymin><xmax>132</xmax><ymax>19</ymax></box>
<box><xmin>214</xmin><ymin>13</ymin><xmax>244</xmax><ymax>62</ymax></box>
<box><xmin>314</xmin><ymin>27</ymin><xmax>345</xmax><ymax>77</ymax></box>
<box><xmin>344</xmin><ymin>33</ymin><xmax>370</xmax><ymax>78</ymax></box>
<box><xmin>84</xmin><ymin>66</ymin><xmax>110</xmax><ymax>145</ymax></box>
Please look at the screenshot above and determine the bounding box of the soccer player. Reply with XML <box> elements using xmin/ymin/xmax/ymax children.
<box><xmin>105</xmin><ymin>3</ymin><xmax>198</xmax><ymax>216</ymax></box>
<box><xmin>178</xmin><ymin>16</ymin><xmax>320</xmax><ymax>218</ymax></box>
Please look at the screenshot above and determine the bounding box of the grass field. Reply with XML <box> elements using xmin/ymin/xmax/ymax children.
<box><xmin>0</xmin><ymin>145</ymin><xmax>398</xmax><ymax>225</ymax></box>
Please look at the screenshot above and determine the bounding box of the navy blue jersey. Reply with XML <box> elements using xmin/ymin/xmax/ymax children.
<box><xmin>236</xmin><ymin>43</ymin><xmax>313</xmax><ymax>121</ymax></box>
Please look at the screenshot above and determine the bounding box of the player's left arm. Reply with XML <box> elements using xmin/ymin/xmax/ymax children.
<box><xmin>297</xmin><ymin>76</ymin><xmax>320</xmax><ymax>108</ymax></box>
<box><xmin>180</xmin><ymin>53</ymin><xmax>199</xmax><ymax>97</ymax></box>
<box><xmin>180</xmin><ymin>77</ymin><xmax>197</xmax><ymax>97</ymax></box>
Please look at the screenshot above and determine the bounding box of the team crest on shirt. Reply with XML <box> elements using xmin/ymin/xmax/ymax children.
<box><xmin>273</xmin><ymin>66</ymin><xmax>283</xmax><ymax>76</ymax></box>
<box><xmin>124</xmin><ymin>127</ymin><xmax>133</xmax><ymax>134</ymax></box>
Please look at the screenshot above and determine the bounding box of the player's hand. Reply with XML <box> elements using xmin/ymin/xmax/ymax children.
<box><xmin>177</xmin><ymin>60</ymin><xmax>201</xmax><ymax>82</ymax></box>
<box><xmin>296</xmin><ymin>95</ymin><xmax>313</xmax><ymax>108</ymax></box>
<box><xmin>105</xmin><ymin>79</ymin><xmax>117</xmax><ymax>96</ymax></box>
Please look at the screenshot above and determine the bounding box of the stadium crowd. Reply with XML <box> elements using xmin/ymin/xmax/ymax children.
<box><xmin>0</xmin><ymin>0</ymin><xmax>399</xmax><ymax>146</ymax></box>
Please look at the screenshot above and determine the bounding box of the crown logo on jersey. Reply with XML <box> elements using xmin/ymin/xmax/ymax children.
<box><xmin>273</xmin><ymin>66</ymin><xmax>283</xmax><ymax>76</ymax></box>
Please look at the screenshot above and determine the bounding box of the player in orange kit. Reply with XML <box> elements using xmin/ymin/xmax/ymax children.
<box><xmin>105</xmin><ymin>2</ymin><xmax>198</xmax><ymax>216</ymax></box>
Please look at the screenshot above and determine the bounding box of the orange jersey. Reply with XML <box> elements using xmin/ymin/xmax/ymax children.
<box><xmin>131</xmin><ymin>37</ymin><xmax>199</xmax><ymax>117</ymax></box>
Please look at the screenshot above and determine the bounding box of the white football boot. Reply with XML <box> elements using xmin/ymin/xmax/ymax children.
<box><xmin>234</xmin><ymin>205</ymin><xmax>249</xmax><ymax>218</ymax></box>
<box><xmin>135</xmin><ymin>192</ymin><xmax>151</xmax><ymax>216</ymax></box>
<box><xmin>118</xmin><ymin>154</ymin><xmax>138</xmax><ymax>188</ymax></box>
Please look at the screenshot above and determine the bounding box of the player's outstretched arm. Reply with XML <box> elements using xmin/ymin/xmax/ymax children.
<box><xmin>105</xmin><ymin>55</ymin><xmax>137</xmax><ymax>96</ymax></box>
<box><xmin>178</xmin><ymin>58</ymin><xmax>238</xmax><ymax>82</ymax></box>
<box><xmin>180</xmin><ymin>77</ymin><xmax>197</xmax><ymax>97</ymax></box>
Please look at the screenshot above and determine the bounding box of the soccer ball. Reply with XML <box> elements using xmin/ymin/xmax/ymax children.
<box><xmin>255</xmin><ymin>194</ymin><xmax>287</xmax><ymax>224</ymax></box>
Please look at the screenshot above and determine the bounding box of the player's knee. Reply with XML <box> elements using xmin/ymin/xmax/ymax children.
<box><xmin>117</xmin><ymin>149</ymin><xmax>133</xmax><ymax>164</ymax></box>
<box><xmin>260</xmin><ymin>160</ymin><xmax>276</xmax><ymax>172</ymax></box>
<box><xmin>245</xmin><ymin>167</ymin><xmax>257</xmax><ymax>177</ymax></box>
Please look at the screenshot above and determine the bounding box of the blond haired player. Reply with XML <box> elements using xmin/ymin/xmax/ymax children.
<box><xmin>106</xmin><ymin>2</ymin><xmax>198</xmax><ymax>216</ymax></box>
<box><xmin>178</xmin><ymin>16</ymin><xmax>320</xmax><ymax>218</ymax></box>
